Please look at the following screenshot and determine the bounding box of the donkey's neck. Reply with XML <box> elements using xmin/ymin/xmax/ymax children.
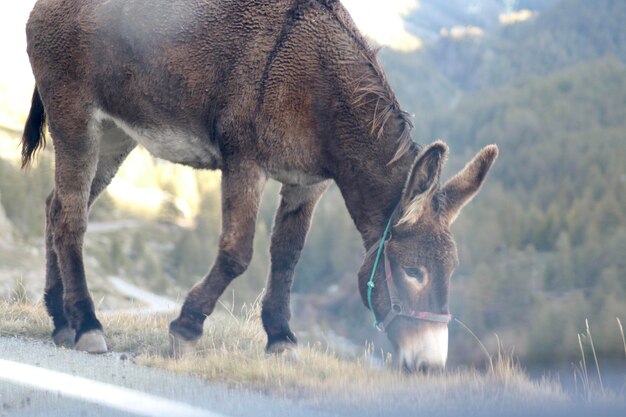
<box><xmin>325</xmin><ymin>79</ymin><xmax>418</xmax><ymax>247</ymax></box>
<box><xmin>333</xmin><ymin>135</ymin><xmax>418</xmax><ymax>248</ymax></box>
<box><xmin>311</xmin><ymin>22</ymin><xmax>419</xmax><ymax>247</ymax></box>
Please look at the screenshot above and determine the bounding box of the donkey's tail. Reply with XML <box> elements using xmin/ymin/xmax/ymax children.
<box><xmin>21</xmin><ymin>87</ymin><xmax>47</xmax><ymax>169</ymax></box>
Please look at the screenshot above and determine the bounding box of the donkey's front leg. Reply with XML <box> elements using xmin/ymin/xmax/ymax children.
<box><xmin>262</xmin><ymin>182</ymin><xmax>329</xmax><ymax>356</ymax></box>
<box><xmin>169</xmin><ymin>162</ymin><xmax>267</xmax><ymax>357</ymax></box>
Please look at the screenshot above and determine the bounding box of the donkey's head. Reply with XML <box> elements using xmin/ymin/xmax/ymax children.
<box><xmin>359</xmin><ymin>141</ymin><xmax>498</xmax><ymax>373</ymax></box>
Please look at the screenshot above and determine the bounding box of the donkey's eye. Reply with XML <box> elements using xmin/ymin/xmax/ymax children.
<box><xmin>404</xmin><ymin>267</ymin><xmax>425</xmax><ymax>283</ymax></box>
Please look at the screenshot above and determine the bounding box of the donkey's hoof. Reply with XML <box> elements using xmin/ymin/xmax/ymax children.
<box><xmin>267</xmin><ymin>342</ymin><xmax>299</xmax><ymax>362</ymax></box>
<box><xmin>75</xmin><ymin>330</ymin><xmax>108</xmax><ymax>354</ymax></box>
<box><xmin>169</xmin><ymin>332</ymin><xmax>197</xmax><ymax>358</ymax></box>
<box><xmin>52</xmin><ymin>327</ymin><xmax>76</xmax><ymax>348</ymax></box>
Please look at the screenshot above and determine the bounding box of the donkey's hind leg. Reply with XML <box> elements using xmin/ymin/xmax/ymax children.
<box><xmin>44</xmin><ymin>122</ymin><xmax>136</xmax><ymax>348</ymax></box>
<box><xmin>43</xmin><ymin>191</ymin><xmax>76</xmax><ymax>347</ymax></box>
<box><xmin>262</xmin><ymin>181</ymin><xmax>329</xmax><ymax>357</ymax></box>
<box><xmin>44</xmin><ymin>191</ymin><xmax>74</xmax><ymax>347</ymax></box>
<box><xmin>45</xmin><ymin>106</ymin><xmax>106</xmax><ymax>352</ymax></box>
<box><xmin>169</xmin><ymin>162</ymin><xmax>267</xmax><ymax>357</ymax></box>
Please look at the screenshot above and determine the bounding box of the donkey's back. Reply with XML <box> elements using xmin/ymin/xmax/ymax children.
<box><xmin>26</xmin><ymin>0</ymin><xmax>299</xmax><ymax>168</ymax></box>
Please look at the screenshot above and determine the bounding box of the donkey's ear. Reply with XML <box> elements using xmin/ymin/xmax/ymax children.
<box><xmin>442</xmin><ymin>144</ymin><xmax>498</xmax><ymax>225</ymax></box>
<box><xmin>397</xmin><ymin>140</ymin><xmax>448</xmax><ymax>225</ymax></box>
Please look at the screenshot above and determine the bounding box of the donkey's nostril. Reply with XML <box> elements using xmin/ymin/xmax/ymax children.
<box><xmin>419</xmin><ymin>361</ymin><xmax>446</xmax><ymax>375</ymax></box>
<box><xmin>418</xmin><ymin>362</ymin><xmax>429</xmax><ymax>373</ymax></box>
<box><xmin>402</xmin><ymin>359</ymin><xmax>444</xmax><ymax>374</ymax></box>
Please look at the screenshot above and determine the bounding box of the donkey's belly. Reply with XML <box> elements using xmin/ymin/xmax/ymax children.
<box><xmin>93</xmin><ymin>109</ymin><xmax>222</xmax><ymax>169</ymax></box>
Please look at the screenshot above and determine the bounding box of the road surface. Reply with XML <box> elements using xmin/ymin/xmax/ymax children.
<box><xmin>0</xmin><ymin>337</ymin><xmax>334</xmax><ymax>417</ymax></box>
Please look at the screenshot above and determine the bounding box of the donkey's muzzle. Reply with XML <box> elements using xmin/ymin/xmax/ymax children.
<box><xmin>395</xmin><ymin>323</ymin><xmax>448</xmax><ymax>373</ymax></box>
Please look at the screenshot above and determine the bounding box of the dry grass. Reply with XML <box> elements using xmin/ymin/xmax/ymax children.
<box><xmin>618</xmin><ymin>317</ymin><xmax>626</xmax><ymax>358</ymax></box>
<box><xmin>573</xmin><ymin>318</ymin><xmax>626</xmax><ymax>401</ymax></box>
<box><xmin>0</xmin><ymin>298</ymin><xmax>573</xmax><ymax>414</ymax></box>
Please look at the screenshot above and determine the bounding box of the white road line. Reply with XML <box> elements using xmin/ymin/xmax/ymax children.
<box><xmin>0</xmin><ymin>359</ymin><xmax>225</xmax><ymax>417</ymax></box>
<box><xmin>108</xmin><ymin>276</ymin><xmax>180</xmax><ymax>314</ymax></box>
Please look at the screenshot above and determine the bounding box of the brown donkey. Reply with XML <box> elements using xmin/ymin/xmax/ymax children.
<box><xmin>22</xmin><ymin>0</ymin><xmax>497</xmax><ymax>371</ymax></box>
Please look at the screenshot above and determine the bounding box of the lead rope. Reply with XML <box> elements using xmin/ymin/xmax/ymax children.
<box><xmin>366</xmin><ymin>216</ymin><xmax>394</xmax><ymax>328</ymax></box>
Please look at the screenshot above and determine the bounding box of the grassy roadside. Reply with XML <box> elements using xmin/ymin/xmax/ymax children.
<box><xmin>0</xmin><ymin>298</ymin><xmax>615</xmax><ymax>415</ymax></box>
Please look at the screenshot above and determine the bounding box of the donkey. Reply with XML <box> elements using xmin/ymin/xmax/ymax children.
<box><xmin>22</xmin><ymin>0</ymin><xmax>497</xmax><ymax>372</ymax></box>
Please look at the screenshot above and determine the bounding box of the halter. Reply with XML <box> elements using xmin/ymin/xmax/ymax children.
<box><xmin>366</xmin><ymin>216</ymin><xmax>452</xmax><ymax>332</ymax></box>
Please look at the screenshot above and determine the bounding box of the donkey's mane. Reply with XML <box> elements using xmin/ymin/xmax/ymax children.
<box><xmin>259</xmin><ymin>1</ymin><xmax>416</xmax><ymax>164</ymax></box>
<box><xmin>350</xmin><ymin>50</ymin><xmax>415</xmax><ymax>164</ymax></box>
<box><xmin>319</xmin><ymin>0</ymin><xmax>416</xmax><ymax>163</ymax></box>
